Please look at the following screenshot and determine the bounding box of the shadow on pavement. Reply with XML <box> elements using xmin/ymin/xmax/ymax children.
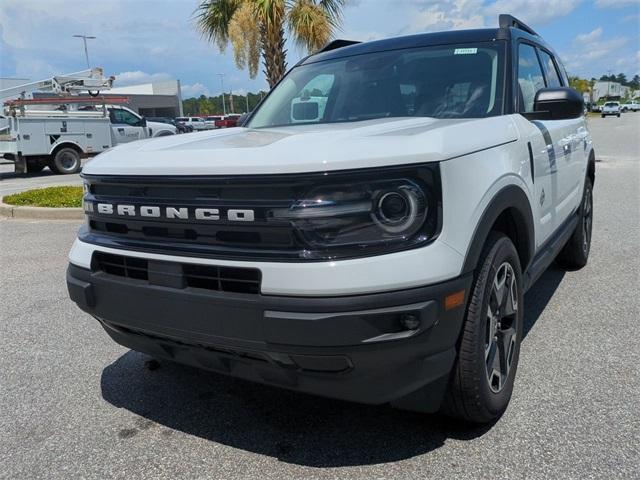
<box><xmin>100</xmin><ymin>265</ymin><xmax>564</xmax><ymax>466</ymax></box>
<box><xmin>0</xmin><ymin>169</ymin><xmax>60</xmax><ymax>180</ymax></box>
<box><xmin>522</xmin><ymin>264</ymin><xmax>565</xmax><ymax>339</ymax></box>
<box><xmin>101</xmin><ymin>351</ymin><xmax>491</xmax><ymax>467</ymax></box>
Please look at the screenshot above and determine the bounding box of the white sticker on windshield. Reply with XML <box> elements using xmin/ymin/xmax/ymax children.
<box><xmin>454</xmin><ymin>48</ymin><xmax>478</xmax><ymax>55</ymax></box>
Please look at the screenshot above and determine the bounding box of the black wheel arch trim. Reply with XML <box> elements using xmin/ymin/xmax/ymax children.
<box><xmin>461</xmin><ymin>184</ymin><xmax>535</xmax><ymax>275</ymax></box>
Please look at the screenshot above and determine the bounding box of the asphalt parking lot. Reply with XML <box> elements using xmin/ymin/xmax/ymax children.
<box><xmin>1</xmin><ymin>114</ymin><xmax>639</xmax><ymax>479</ymax></box>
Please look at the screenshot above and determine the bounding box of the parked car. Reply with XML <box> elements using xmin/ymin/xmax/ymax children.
<box><xmin>620</xmin><ymin>100</ymin><xmax>639</xmax><ymax>112</ymax></box>
<box><xmin>175</xmin><ymin>116</ymin><xmax>207</xmax><ymax>131</ymax></box>
<box><xmin>68</xmin><ymin>14</ymin><xmax>595</xmax><ymax>424</ymax></box>
<box><xmin>147</xmin><ymin>117</ymin><xmax>191</xmax><ymax>134</ymax></box>
<box><xmin>204</xmin><ymin>116</ymin><xmax>223</xmax><ymax>129</ymax></box>
<box><xmin>601</xmin><ymin>101</ymin><xmax>621</xmax><ymax>118</ymax></box>
<box><xmin>215</xmin><ymin>114</ymin><xmax>242</xmax><ymax>128</ymax></box>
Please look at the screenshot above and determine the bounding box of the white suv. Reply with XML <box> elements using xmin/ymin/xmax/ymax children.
<box><xmin>67</xmin><ymin>15</ymin><xmax>595</xmax><ymax>424</ymax></box>
<box><xmin>601</xmin><ymin>101</ymin><xmax>621</xmax><ymax>117</ymax></box>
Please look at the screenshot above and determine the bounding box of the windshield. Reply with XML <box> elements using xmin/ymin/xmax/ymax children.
<box><xmin>248</xmin><ymin>42</ymin><xmax>505</xmax><ymax>128</ymax></box>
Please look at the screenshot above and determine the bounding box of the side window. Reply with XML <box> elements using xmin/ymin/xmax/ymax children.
<box><xmin>111</xmin><ymin>108</ymin><xmax>141</xmax><ymax>126</ymax></box>
<box><xmin>538</xmin><ymin>50</ymin><xmax>562</xmax><ymax>88</ymax></box>
<box><xmin>518</xmin><ymin>43</ymin><xmax>545</xmax><ymax>112</ymax></box>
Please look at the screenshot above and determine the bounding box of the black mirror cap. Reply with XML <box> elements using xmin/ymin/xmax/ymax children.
<box><xmin>140</xmin><ymin>117</ymin><xmax>147</xmax><ymax>127</ymax></box>
<box><xmin>533</xmin><ymin>87</ymin><xmax>584</xmax><ymax>120</ymax></box>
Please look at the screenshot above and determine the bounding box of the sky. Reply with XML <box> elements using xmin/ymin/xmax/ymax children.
<box><xmin>1</xmin><ymin>0</ymin><xmax>638</xmax><ymax>98</ymax></box>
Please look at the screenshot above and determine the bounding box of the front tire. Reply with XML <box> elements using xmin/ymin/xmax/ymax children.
<box><xmin>557</xmin><ymin>177</ymin><xmax>593</xmax><ymax>269</ymax></box>
<box><xmin>49</xmin><ymin>148</ymin><xmax>81</xmax><ymax>174</ymax></box>
<box><xmin>441</xmin><ymin>233</ymin><xmax>524</xmax><ymax>423</ymax></box>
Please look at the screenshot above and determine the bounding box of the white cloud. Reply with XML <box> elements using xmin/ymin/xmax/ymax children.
<box><xmin>114</xmin><ymin>71</ymin><xmax>173</xmax><ymax>87</ymax></box>
<box><xmin>485</xmin><ymin>0</ymin><xmax>584</xmax><ymax>26</ymax></box>
<box><xmin>595</xmin><ymin>0</ymin><xmax>639</xmax><ymax>7</ymax></box>
<box><xmin>181</xmin><ymin>82</ymin><xmax>211</xmax><ymax>98</ymax></box>
<box><xmin>407</xmin><ymin>0</ymin><xmax>583</xmax><ymax>33</ymax></box>
<box><xmin>575</xmin><ymin>27</ymin><xmax>603</xmax><ymax>44</ymax></box>
<box><xmin>563</xmin><ymin>27</ymin><xmax>634</xmax><ymax>77</ymax></box>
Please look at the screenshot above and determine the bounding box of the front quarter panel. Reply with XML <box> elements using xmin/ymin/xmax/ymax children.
<box><xmin>438</xmin><ymin>115</ymin><xmax>533</xmax><ymax>269</ymax></box>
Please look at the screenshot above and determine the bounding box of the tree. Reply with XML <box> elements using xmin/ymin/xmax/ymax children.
<box><xmin>629</xmin><ymin>74</ymin><xmax>640</xmax><ymax>90</ymax></box>
<box><xmin>615</xmin><ymin>73</ymin><xmax>628</xmax><ymax>86</ymax></box>
<box><xmin>569</xmin><ymin>76</ymin><xmax>591</xmax><ymax>94</ymax></box>
<box><xmin>196</xmin><ymin>0</ymin><xmax>345</xmax><ymax>88</ymax></box>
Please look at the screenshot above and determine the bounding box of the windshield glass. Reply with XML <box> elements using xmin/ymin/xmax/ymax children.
<box><xmin>248</xmin><ymin>42</ymin><xmax>505</xmax><ymax>128</ymax></box>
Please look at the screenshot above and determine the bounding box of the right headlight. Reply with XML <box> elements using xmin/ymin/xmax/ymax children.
<box><xmin>269</xmin><ymin>165</ymin><xmax>441</xmax><ymax>260</ymax></box>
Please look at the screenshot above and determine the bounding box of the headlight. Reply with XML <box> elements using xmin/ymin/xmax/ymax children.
<box><xmin>270</xmin><ymin>166</ymin><xmax>440</xmax><ymax>259</ymax></box>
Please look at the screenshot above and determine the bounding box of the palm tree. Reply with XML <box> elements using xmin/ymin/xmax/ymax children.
<box><xmin>196</xmin><ymin>0</ymin><xmax>345</xmax><ymax>88</ymax></box>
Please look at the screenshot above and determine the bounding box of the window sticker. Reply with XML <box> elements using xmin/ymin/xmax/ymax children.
<box><xmin>454</xmin><ymin>48</ymin><xmax>478</xmax><ymax>55</ymax></box>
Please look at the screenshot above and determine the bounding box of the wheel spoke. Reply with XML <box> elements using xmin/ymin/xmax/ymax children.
<box><xmin>493</xmin><ymin>267</ymin><xmax>507</xmax><ymax>307</ymax></box>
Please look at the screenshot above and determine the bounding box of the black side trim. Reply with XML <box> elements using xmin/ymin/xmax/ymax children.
<box><xmin>462</xmin><ymin>185</ymin><xmax>535</xmax><ymax>274</ymax></box>
<box><xmin>527</xmin><ymin>141</ymin><xmax>534</xmax><ymax>183</ymax></box>
<box><xmin>524</xmin><ymin>212</ymin><xmax>578</xmax><ymax>291</ymax></box>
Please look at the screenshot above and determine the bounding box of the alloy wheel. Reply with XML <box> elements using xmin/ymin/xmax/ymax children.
<box><xmin>485</xmin><ymin>262</ymin><xmax>518</xmax><ymax>393</ymax></box>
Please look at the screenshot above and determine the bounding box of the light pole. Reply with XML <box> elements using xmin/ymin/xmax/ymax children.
<box><xmin>217</xmin><ymin>73</ymin><xmax>226</xmax><ymax>115</ymax></box>
<box><xmin>73</xmin><ymin>35</ymin><xmax>96</xmax><ymax>69</ymax></box>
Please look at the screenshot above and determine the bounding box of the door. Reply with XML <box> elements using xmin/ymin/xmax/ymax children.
<box><xmin>516</xmin><ymin>43</ymin><xmax>580</xmax><ymax>247</ymax></box>
<box><xmin>109</xmin><ymin>107</ymin><xmax>145</xmax><ymax>144</ymax></box>
<box><xmin>537</xmin><ymin>48</ymin><xmax>586</xmax><ymax>222</ymax></box>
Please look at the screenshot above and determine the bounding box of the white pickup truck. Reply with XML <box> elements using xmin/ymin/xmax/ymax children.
<box><xmin>0</xmin><ymin>104</ymin><xmax>175</xmax><ymax>174</ymax></box>
<box><xmin>621</xmin><ymin>100</ymin><xmax>639</xmax><ymax>112</ymax></box>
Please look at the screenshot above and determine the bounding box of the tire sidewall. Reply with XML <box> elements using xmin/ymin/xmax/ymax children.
<box><xmin>472</xmin><ymin>237</ymin><xmax>524</xmax><ymax>416</ymax></box>
<box><xmin>53</xmin><ymin>148</ymin><xmax>81</xmax><ymax>174</ymax></box>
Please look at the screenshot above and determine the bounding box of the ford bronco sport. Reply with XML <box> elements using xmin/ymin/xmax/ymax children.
<box><xmin>67</xmin><ymin>15</ymin><xmax>595</xmax><ymax>423</ymax></box>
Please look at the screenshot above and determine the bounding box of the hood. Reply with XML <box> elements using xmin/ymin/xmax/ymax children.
<box><xmin>147</xmin><ymin>121</ymin><xmax>176</xmax><ymax>132</ymax></box>
<box><xmin>84</xmin><ymin>116</ymin><xmax>519</xmax><ymax>176</ymax></box>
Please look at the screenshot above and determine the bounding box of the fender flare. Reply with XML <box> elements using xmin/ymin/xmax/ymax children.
<box><xmin>461</xmin><ymin>185</ymin><xmax>535</xmax><ymax>274</ymax></box>
<box><xmin>49</xmin><ymin>141</ymin><xmax>84</xmax><ymax>157</ymax></box>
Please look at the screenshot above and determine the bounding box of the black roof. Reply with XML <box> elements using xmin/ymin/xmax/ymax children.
<box><xmin>302</xmin><ymin>15</ymin><xmax>550</xmax><ymax>65</ymax></box>
<box><xmin>304</xmin><ymin>29</ymin><xmax>505</xmax><ymax>64</ymax></box>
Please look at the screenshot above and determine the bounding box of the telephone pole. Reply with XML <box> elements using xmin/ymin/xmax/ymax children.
<box><xmin>217</xmin><ymin>73</ymin><xmax>226</xmax><ymax>115</ymax></box>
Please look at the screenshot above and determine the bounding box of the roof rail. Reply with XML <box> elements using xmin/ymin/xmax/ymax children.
<box><xmin>317</xmin><ymin>39</ymin><xmax>361</xmax><ymax>53</ymax></box>
<box><xmin>498</xmin><ymin>14</ymin><xmax>538</xmax><ymax>36</ymax></box>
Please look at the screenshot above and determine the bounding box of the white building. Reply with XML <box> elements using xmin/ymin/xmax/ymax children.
<box><xmin>593</xmin><ymin>81</ymin><xmax>624</xmax><ymax>101</ymax></box>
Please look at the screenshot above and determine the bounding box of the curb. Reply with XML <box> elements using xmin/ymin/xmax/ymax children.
<box><xmin>0</xmin><ymin>199</ymin><xmax>84</xmax><ymax>220</ymax></box>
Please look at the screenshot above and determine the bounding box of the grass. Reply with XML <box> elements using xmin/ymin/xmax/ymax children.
<box><xmin>3</xmin><ymin>186</ymin><xmax>83</xmax><ymax>208</ymax></box>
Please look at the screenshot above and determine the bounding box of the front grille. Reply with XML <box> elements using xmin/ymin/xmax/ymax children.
<box><xmin>92</xmin><ymin>252</ymin><xmax>261</xmax><ymax>294</ymax></box>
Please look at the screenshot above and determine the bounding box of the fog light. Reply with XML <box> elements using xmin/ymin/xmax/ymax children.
<box><xmin>400</xmin><ymin>313</ymin><xmax>420</xmax><ymax>330</ymax></box>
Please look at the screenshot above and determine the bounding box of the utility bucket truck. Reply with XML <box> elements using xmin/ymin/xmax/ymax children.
<box><xmin>0</xmin><ymin>68</ymin><xmax>175</xmax><ymax>174</ymax></box>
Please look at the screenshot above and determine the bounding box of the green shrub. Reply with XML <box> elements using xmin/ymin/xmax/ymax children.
<box><xmin>3</xmin><ymin>186</ymin><xmax>83</xmax><ymax>208</ymax></box>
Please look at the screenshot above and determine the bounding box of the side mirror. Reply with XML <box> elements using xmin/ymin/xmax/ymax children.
<box><xmin>140</xmin><ymin>117</ymin><xmax>147</xmax><ymax>127</ymax></box>
<box><xmin>532</xmin><ymin>87</ymin><xmax>584</xmax><ymax>120</ymax></box>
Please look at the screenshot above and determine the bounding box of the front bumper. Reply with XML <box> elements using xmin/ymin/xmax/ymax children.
<box><xmin>67</xmin><ymin>262</ymin><xmax>471</xmax><ymax>409</ymax></box>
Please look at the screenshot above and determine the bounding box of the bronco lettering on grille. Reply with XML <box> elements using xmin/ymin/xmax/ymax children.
<box><xmin>89</xmin><ymin>203</ymin><xmax>255</xmax><ymax>222</ymax></box>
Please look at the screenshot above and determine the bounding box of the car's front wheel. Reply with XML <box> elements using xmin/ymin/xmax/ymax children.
<box><xmin>442</xmin><ymin>233</ymin><xmax>523</xmax><ymax>423</ymax></box>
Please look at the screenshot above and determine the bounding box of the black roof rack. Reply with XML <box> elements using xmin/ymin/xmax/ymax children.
<box><xmin>498</xmin><ymin>14</ymin><xmax>538</xmax><ymax>36</ymax></box>
<box><xmin>317</xmin><ymin>39</ymin><xmax>361</xmax><ymax>53</ymax></box>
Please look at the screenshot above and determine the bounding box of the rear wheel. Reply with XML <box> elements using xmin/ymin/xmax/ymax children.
<box><xmin>49</xmin><ymin>148</ymin><xmax>81</xmax><ymax>174</ymax></box>
<box><xmin>441</xmin><ymin>233</ymin><xmax>523</xmax><ymax>423</ymax></box>
<box><xmin>557</xmin><ymin>177</ymin><xmax>593</xmax><ymax>269</ymax></box>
